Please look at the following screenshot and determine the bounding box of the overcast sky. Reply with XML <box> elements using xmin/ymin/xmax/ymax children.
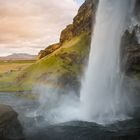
<box><xmin>0</xmin><ymin>0</ymin><xmax>84</xmax><ymax>56</ymax></box>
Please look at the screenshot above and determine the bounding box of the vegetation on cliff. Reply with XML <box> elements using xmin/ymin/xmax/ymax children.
<box><xmin>1</xmin><ymin>0</ymin><xmax>97</xmax><ymax>92</ymax></box>
<box><xmin>38</xmin><ymin>0</ymin><xmax>96</xmax><ymax>60</ymax></box>
<box><xmin>18</xmin><ymin>33</ymin><xmax>91</xmax><ymax>92</ymax></box>
<box><xmin>0</xmin><ymin>0</ymin><xmax>139</xmax><ymax>93</ymax></box>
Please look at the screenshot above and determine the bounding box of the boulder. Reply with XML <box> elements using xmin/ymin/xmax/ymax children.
<box><xmin>0</xmin><ymin>104</ymin><xmax>24</xmax><ymax>140</ymax></box>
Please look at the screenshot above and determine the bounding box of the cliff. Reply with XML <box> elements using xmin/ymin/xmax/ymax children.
<box><xmin>60</xmin><ymin>0</ymin><xmax>97</xmax><ymax>43</ymax></box>
<box><xmin>121</xmin><ymin>25</ymin><xmax>140</xmax><ymax>79</ymax></box>
<box><xmin>134</xmin><ymin>0</ymin><xmax>140</xmax><ymax>21</ymax></box>
<box><xmin>38</xmin><ymin>0</ymin><xmax>97</xmax><ymax>60</ymax></box>
<box><xmin>38</xmin><ymin>0</ymin><xmax>140</xmax><ymax>78</ymax></box>
<box><xmin>13</xmin><ymin>0</ymin><xmax>140</xmax><ymax>92</ymax></box>
<box><xmin>15</xmin><ymin>0</ymin><xmax>98</xmax><ymax>92</ymax></box>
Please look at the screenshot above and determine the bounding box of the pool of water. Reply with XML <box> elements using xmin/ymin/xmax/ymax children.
<box><xmin>0</xmin><ymin>92</ymin><xmax>140</xmax><ymax>140</ymax></box>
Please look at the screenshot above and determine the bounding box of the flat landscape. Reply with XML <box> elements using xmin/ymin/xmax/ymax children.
<box><xmin>0</xmin><ymin>60</ymin><xmax>35</xmax><ymax>73</ymax></box>
<box><xmin>0</xmin><ymin>60</ymin><xmax>35</xmax><ymax>92</ymax></box>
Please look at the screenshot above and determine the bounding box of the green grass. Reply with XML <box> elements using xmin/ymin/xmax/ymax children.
<box><xmin>2</xmin><ymin>31</ymin><xmax>140</xmax><ymax>94</ymax></box>
<box><xmin>18</xmin><ymin>33</ymin><xmax>91</xmax><ymax>90</ymax></box>
<box><xmin>0</xmin><ymin>60</ymin><xmax>35</xmax><ymax>92</ymax></box>
<box><xmin>0</xmin><ymin>33</ymin><xmax>91</xmax><ymax>92</ymax></box>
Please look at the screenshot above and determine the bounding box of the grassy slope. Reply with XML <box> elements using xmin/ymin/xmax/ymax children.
<box><xmin>0</xmin><ymin>33</ymin><xmax>90</xmax><ymax>92</ymax></box>
<box><xmin>18</xmin><ymin>33</ymin><xmax>91</xmax><ymax>91</ymax></box>
<box><xmin>0</xmin><ymin>60</ymin><xmax>35</xmax><ymax>92</ymax></box>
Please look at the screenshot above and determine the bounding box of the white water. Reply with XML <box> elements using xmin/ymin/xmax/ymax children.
<box><xmin>80</xmin><ymin>0</ymin><xmax>136</xmax><ymax>124</ymax></box>
<box><xmin>22</xmin><ymin>0</ymin><xmax>137</xmax><ymax>125</ymax></box>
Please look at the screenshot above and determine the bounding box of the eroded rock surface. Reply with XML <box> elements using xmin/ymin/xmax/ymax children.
<box><xmin>121</xmin><ymin>25</ymin><xmax>140</xmax><ymax>79</ymax></box>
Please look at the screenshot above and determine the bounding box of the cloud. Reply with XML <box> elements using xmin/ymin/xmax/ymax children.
<box><xmin>0</xmin><ymin>0</ymin><xmax>79</xmax><ymax>56</ymax></box>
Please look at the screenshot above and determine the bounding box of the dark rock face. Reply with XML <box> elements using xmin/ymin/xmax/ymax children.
<box><xmin>134</xmin><ymin>0</ymin><xmax>140</xmax><ymax>21</ymax></box>
<box><xmin>121</xmin><ymin>25</ymin><xmax>140</xmax><ymax>79</ymax></box>
<box><xmin>60</xmin><ymin>0</ymin><xmax>97</xmax><ymax>43</ymax></box>
<box><xmin>0</xmin><ymin>104</ymin><xmax>24</xmax><ymax>140</ymax></box>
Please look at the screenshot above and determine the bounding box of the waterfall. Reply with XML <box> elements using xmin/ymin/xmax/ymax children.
<box><xmin>80</xmin><ymin>0</ymin><xmax>136</xmax><ymax>124</ymax></box>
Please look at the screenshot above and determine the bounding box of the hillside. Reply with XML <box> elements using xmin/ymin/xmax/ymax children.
<box><xmin>18</xmin><ymin>33</ymin><xmax>91</xmax><ymax>92</ymax></box>
<box><xmin>0</xmin><ymin>0</ymin><xmax>140</xmax><ymax>92</ymax></box>
<box><xmin>38</xmin><ymin>0</ymin><xmax>97</xmax><ymax>60</ymax></box>
<box><xmin>15</xmin><ymin>0</ymin><xmax>98</xmax><ymax>92</ymax></box>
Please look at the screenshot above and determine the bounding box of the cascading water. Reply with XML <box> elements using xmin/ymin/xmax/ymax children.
<box><xmin>80</xmin><ymin>0</ymin><xmax>136</xmax><ymax>124</ymax></box>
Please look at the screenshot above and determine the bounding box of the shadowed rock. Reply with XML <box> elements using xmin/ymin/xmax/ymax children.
<box><xmin>0</xmin><ymin>104</ymin><xmax>24</xmax><ymax>140</ymax></box>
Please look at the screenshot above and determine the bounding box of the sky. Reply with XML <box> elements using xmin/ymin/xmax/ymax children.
<box><xmin>0</xmin><ymin>0</ymin><xmax>84</xmax><ymax>56</ymax></box>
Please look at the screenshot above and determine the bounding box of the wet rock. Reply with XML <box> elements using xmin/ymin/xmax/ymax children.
<box><xmin>134</xmin><ymin>0</ymin><xmax>140</xmax><ymax>21</ymax></box>
<box><xmin>0</xmin><ymin>104</ymin><xmax>24</xmax><ymax>140</ymax></box>
<box><xmin>121</xmin><ymin>25</ymin><xmax>140</xmax><ymax>79</ymax></box>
